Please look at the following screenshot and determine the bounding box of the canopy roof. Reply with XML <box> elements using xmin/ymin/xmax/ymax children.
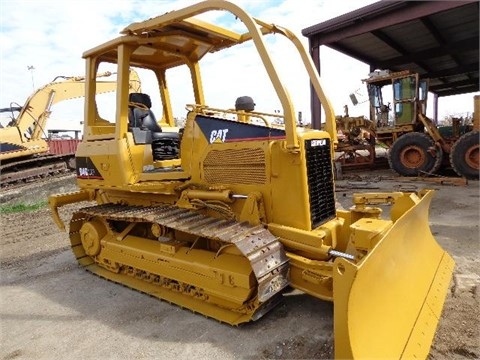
<box><xmin>302</xmin><ymin>1</ymin><xmax>479</xmax><ymax>98</ymax></box>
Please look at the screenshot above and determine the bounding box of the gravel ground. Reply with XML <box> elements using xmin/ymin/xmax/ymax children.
<box><xmin>0</xmin><ymin>172</ymin><xmax>478</xmax><ymax>359</ymax></box>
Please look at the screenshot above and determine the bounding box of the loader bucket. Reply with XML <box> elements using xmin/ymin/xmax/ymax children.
<box><xmin>333</xmin><ymin>190</ymin><xmax>454</xmax><ymax>359</ymax></box>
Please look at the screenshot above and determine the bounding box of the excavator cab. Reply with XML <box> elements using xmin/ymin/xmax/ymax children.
<box><xmin>49</xmin><ymin>1</ymin><xmax>454</xmax><ymax>358</ymax></box>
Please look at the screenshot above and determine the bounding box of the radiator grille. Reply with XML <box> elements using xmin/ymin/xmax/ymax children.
<box><xmin>305</xmin><ymin>139</ymin><xmax>336</xmax><ymax>228</ymax></box>
<box><xmin>203</xmin><ymin>148</ymin><xmax>266</xmax><ymax>184</ymax></box>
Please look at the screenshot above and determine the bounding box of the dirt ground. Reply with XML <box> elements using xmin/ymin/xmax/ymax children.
<box><xmin>0</xmin><ymin>171</ymin><xmax>478</xmax><ymax>360</ymax></box>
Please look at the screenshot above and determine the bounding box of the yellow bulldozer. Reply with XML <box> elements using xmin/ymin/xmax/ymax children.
<box><xmin>49</xmin><ymin>1</ymin><xmax>454</xmax><ymax>358</ymax></box>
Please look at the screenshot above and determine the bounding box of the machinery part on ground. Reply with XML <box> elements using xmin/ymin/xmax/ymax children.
<box><xmin>334</xmin><ymin>143</ymin><xmax>376</xmax><ymax>169</ymax></box>
<box><xmin>449</xmin><ymin>130</ymin><xmax>479</xmax><ymax>179</ymax></box>
<box><xmin>388</xmin><ymin>132</ymin><xmax>443</xmax><ymax>176</ymax></box>
<box><xmin>334</xmin><ymin>115</ymin><xmax>377</xmax><ymax>169</ymax></box>
<box><xmin>48</xmin><ymin>1</ymin><xmax>454</xmax><ymax>358</ymax></box>
<box><xmin>0</xmin><ymin>70</ymin><xmax>141</xmax><ymax>188</ymax></box>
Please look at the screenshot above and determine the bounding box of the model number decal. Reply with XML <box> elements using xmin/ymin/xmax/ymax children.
<box><xmin>78</xmin><ymin>167</ymin><xmax>97</xmax><ymax>177</ymax></box>
<box><xmin>311</xmin><ymin>139</ymin><xmax>327</xmax><ymax>147</ymax></box>
<box><xmin>209</xmin><ymin>129</ymin><xmax>229</xmax><ymax>143</ymax></box>
<box><xmin>76</xmin><ymin>157</ymin><xmax>103</xmax><ymax>180</ymax></box>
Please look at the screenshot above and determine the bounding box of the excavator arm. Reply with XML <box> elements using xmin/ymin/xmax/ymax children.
<box><xmin>15</xmin><ymin>72</ymin><xmax>117</xmax><ymax>140</ymax></box>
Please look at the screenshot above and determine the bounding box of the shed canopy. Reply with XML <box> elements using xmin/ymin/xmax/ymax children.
<box><xmin>302</xmin><ymin>0</ymin><xmax>479</xmax><ymax>126</ymax></box>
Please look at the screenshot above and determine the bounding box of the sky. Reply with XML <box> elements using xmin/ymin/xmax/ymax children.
<box><xmin>0</xmin><ymin>0</ymin><xmax>478</xmax><ymax>133</ymax></box>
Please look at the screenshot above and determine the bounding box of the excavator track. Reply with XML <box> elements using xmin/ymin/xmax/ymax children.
<box><xmin>69</xmin><ymin>203</ymin><xmax>290</xmax><ymax>325</ymax></box>
<box><xmin>0</xmin><ymin>153</ymin><xmax>73</xmax><ymax>187</ymax></box>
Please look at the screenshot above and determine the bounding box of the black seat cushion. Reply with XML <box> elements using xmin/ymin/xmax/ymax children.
<box><xmin>128</xmin><ymin>95</ymin><xmax>162</xmax><ymax>132</ymax></box>
<box><xmin>141</xmin><ymin>111</ymin><xmax>162</xmax><ymax>132</ymax></box>
<box><xmin>128</xmin><ymin>93</ymin><xmax>155</xmax><ymax>130</ymax></box>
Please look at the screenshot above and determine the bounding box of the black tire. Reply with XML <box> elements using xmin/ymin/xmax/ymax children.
<box><xmin>388</xmin><ymin>132</ymin><xmax>443</xmax><ymax>176</ymax></box>
<box><xmin>450</xmin><ymin>131</ymin><xmax>479</xmax><ymax>179</ymax></box>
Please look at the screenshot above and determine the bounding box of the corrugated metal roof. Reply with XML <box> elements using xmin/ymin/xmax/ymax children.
<box><xmin>302</xmin><ymin>1</ymin><xmax>479</xmax><ymax>98</ymax></box>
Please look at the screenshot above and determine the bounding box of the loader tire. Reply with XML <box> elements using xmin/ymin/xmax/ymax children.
<box><xmin>388</xmin><ymin>132</ymin><xmax>443</xmax><ymax>176</ymax></box>
<box><xmin>450</xmin><ymin>130</ymin><xmax>479</xmax><ymax>179</ymax></box>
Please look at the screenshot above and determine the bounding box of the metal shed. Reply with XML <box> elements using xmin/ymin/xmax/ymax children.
<box><xmin>302</xmin><ymin>0</ymin><xmax>479</xmax><ymax>129</ymax></box>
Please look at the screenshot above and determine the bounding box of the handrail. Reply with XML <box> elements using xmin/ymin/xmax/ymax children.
<box><xmin>121</xmin><ymin>0</ymin><xmax>337</xmax><ymax>151</ymax></box>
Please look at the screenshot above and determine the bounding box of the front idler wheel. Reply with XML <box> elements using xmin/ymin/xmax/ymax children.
<box><xmin>80</xmin><ymin>218</ymin><xmax>107</xmax><ymax>256</ymax></box>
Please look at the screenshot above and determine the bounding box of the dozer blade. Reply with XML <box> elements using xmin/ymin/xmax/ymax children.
<box><xmin>333</xmin><ymin>190</ymin><xmax>454</xmax><ymax>359</ymax></box>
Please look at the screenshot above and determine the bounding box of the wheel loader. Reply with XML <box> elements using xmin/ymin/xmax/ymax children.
<box><xmin>342</xmin><ymin>70</ymin><xmax>479</xmax><ymax>179</ymax></box>
<box><xmin>49</xmin><ymin>1</ymin><xmax>455</xmax><ymax>358</ymax></box>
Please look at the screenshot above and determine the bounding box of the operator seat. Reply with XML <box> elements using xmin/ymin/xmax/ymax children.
<box><xmin>128</xmin><ymin>93</ymin><xmax>180</xmax><ymax>161</ymax></box>
<box><xmin>128</xmin><ymin>93</ymin><xmax>162</xmax><ymax>132</ymax></box>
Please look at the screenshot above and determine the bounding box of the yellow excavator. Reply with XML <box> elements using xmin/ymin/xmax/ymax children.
<box><xmin>49</xmin><ymin>1</ymin><xmax>454</xmax><ymax>358</ymax></box>
<box><xmin>0</xmin><ymin>70</ymin><xmax>141</xmax><ymax>186</ymax></box>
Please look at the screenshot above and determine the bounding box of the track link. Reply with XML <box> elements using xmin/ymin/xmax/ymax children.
<box><xmin>0</xmin><ymin>154</ymin><xmax>74</xmax><ymax>187</ymax></box>
<box><xmin>69</xmin><ymin>203</ymin><xmax>290</xmax><ymax>325</ymax></box>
